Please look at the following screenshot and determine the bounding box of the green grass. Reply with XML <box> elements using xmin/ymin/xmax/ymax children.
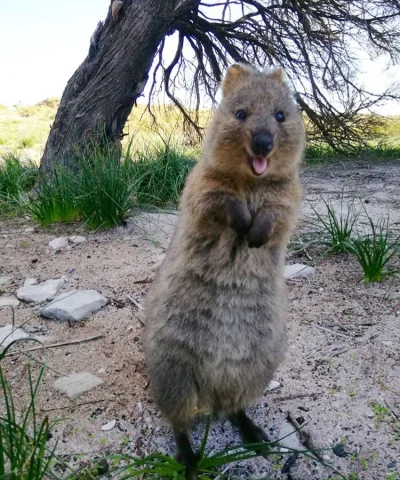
<box><xmin>310</xmin><ymin>196</ymin><xmax>358</xmax><ymax>254</ymax></box>
<box><xmin>1</xmin><ymin>330</ymin><xmax>360</xmax><ymax>480</ymax></box>
<box><xmin>65</xmin><ymin>141</ymin><xmax>138</xmax><ymax>230</ymax></box>
<box><xmin>25</xmin><ymin>139</ymin><xmax>196</xmax><ymax>230</ymax></box>
<box><xmin>27</xmin><ymin>166</ymin><xmax>79</xmax><ymax>226</ymax></box>
<box><xmin>0</xmin><ymin>153</ymin><xmax>38</xmax><ymax>214</ymax></box>
<box><xmin>0</xmin><ymin>342</ymin><xmax>61</xmax><ymax>480</ymax></box>
<box><xmin>131</xmin><ymin>141</ymin><xmax>196</xmax><ymax>208</ymax></box>
<box><xmin>346</xmin><ymin>216</ymin><xmax>400</xmax><ymax>283</ymax></box>
<box><xmin>105</xmin><ymin>416</ymin><xmax>348</xmax><ymax>479</ymax></box>
<box><xmin>305</xmin><ymin>140</ymin><xmax>400</xmax><ymax>164</ymax></box>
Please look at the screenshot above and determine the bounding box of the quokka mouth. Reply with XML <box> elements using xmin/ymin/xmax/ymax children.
<box><xmin>249</xmin><ymin>155</ymin><xmax>268</xmax><ymax>176</ymax></box>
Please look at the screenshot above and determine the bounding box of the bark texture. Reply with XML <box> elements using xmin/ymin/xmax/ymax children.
<box><xmin>40</xmin><ymin>0</ymin><xmax>189</xmax><ymax>172</ymax></box>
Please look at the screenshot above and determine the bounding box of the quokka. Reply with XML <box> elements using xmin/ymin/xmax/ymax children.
<box><xmin>144</xmin><ymin>63</ymin><xmax>306</xmax><ymax>479</ymax></box>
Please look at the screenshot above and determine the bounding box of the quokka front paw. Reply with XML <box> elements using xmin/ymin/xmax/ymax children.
<box><xmin>247</xmin><ymin>212</ymin><xmax>275</xmax><ymax>248</ymax></box>
<box><xmin>228</xmin><ymin>199</ymin><xmax>252</xmax><ymax>236</ymax></box>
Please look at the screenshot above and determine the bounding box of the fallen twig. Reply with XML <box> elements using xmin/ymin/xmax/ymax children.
<box><xmin>311</xmin><ymin>324</ymin><xmax>353</xmax><ymax>339</ymax></box>
<box><xmin>40</xmin><ymin>399</ymin><xmax>106</xmax><ymax>413</ymax></box>
<box><xmin>126</xmin><ymin>294</ymin><xmax>145</xmax><ymax>311</ymax></box>
<box><xmin>133</xmin><ymin>278</ymin><xmax>153</xmax><ymax>284</ymax></box>
<box><xmin>5</xmin><ymin>334</ymin><xmax>104</xmax><ymax>357</ymax></box>
<box><xmin>274</xmin><ymin>392</ymin><xmax>321</xmax><ymax>403</ymax></box>
<box><xmin>384</xmin><ymin>400</ymin><xmax>400</xmax><ymax>422</ymax></box>
<box><xmin>287</xmin><ymin>411</ymin><xmax>323</xmax><ymax>462</ymax></box>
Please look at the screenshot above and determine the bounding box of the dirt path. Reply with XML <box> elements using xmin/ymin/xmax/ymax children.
<box><xmin>1</xmin><ymin>160</ymin><xmax>399</xmax><ymax>479</ymax></box>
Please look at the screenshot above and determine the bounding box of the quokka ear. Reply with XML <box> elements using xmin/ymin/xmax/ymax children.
<box><xmin>266</xmin><ymin>67</ymin><xmax>286</xmax><ymax>83</ymax></box>
<box><xmin>222</xmin><ymin>63</ymin><xmax>254</xmax><ymax>97</ymax></box>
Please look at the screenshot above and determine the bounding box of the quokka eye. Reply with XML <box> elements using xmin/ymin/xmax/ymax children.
<box><xmin>275</xmin><ymin>111</ymin><xmax>285</xmax><ymax>123</ymax></box>
<box><xmin>235</xmin><ymin>109</ymin><xmax>247</xmax><ymax>120</ymax></box>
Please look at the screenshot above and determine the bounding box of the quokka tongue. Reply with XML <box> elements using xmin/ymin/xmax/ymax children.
<box><xmin>252</xmin><ymin>156</ymin><xmax>268</xmax><ymax>175</ymax></box>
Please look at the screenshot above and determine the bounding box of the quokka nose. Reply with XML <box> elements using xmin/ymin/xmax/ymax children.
<box><xmin>252</xmin><ymin>131</ymin><xmax>273</xmax><ymax>156</ymax></box>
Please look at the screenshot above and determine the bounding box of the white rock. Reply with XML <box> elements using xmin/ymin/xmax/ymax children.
<box><xmin>0</xmin><ymin>275</ymin><xmax>12</xmax><ymax>285</ymax></box>
<box><xmin>24</xmin><ymin>278</ymin><xmax>38</xmax><ymax>287</ymax></box>
<box><xmin>101</xmin><ymin>419</ymin><xmax>116</xmax><ymax>431</ymax></box>
<box><xmin>278</xmin><ymin>420</ymin><xmax>303</xmax><ymax>452</ymax></box>
<box><xmin>40</xmin><ymin>289</ymin><xmax>107</xmax><ymax>322</ymax></box>
<box><xmin>266</xmin><ymin>380</ymin><xmax>281</xmax><ymax>391</ymax></box>
<box><xmin>54</xmin><ymin>372</ymin><xmax>104</xmax><ymax>400</ymax></box>
<box><xmin>68</xmin><ymin>235</ymin><xmax>86</xmax><ymax>244</ymax></box>
<box><xmin>98</xmin><ymin>368</ymin><xmax>106</xmax><ymax>374</ymax></box>
<box><xmin>284</xmin><ymin>263</ymin><xmax>315</xmax><ymax>279</ymax></box>
<box><xmin>49</xmin><ymin>237</ymin><xmax>69</xmax><ymax>249</ymax></box>
<box><xmin>0</xmin><ymin>324</ymin><xmax>29</xmax><ymax>347</ymax></box>
<box><xmin>24</xmin><ymin>227</ymin><xmax>35</xmax><ymax>233</ymax></box>
<box><xmin>0</xmin><ymin>296</ymin><xmax>20</xmax><ymax>309</ymax></box>
<box><xmin>16</xmin><ymin>277</ymin><xmax>66</xmax><ymax>303</ymax></box>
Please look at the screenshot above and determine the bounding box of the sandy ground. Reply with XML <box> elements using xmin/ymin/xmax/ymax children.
<box><xmin>1</xmin><ymin>160</ymin><xmax>400</xmax><ymax>479</ymax></box>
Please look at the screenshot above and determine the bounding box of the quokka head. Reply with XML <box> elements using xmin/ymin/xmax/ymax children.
<box><xmin>205</xmin><ymin>63</ymin><xmax>306</xmax><ymax>179</ymax></box>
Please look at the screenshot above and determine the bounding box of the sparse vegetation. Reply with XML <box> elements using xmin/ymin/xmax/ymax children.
<box><xmin>310</xmin><ymin>196</ymin><xmax>358</xmax><ymax>254</ymax></box>
<box><xmin>24</xmin><ymin>138</ymin><xmax>196</xmax><ymax>230</ymax></box>
<box><xmin>130</xmin><ymin>140</ymin><xmax>196</xmax><ymax>208</ymax></box>
<box><xmin>312</xmin><ymin>195</ymin><xmax>400</xmax><ymax>282</ymax></box>
<box><xmin>0</xmin><ymin>153</ymin><xmax>37</xmax><ymax>215</ymax></box>
<box><xmin>0</xmin><ymin>345</ymin><xmax>63</xmax><ymax>480</ymax></box>
<box><xmin>346</xmin><ymin>216</ymin><xmax>400</xmax><ymax>283</ymax></box>
<box><xmin>0</xmin><ymin>343</ymin><xmax>348</xmax><ymax>479</ymax></box>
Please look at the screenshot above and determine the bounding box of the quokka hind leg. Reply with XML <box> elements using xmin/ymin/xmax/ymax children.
<box><xmin>174</xmin><ymin>428</ymin><xmax>198</xmax><ymax>480</ymax></box>
<box><xmin>229</xmin><ymin>409</ymin><xmax>270</xmax><ymax>454</ymax></box>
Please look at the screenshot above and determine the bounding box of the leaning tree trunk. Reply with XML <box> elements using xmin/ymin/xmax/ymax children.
<box><xmin>40</xmin><ymin>0</ymin><xmax>193</xmax><ymax>173</ymax></box>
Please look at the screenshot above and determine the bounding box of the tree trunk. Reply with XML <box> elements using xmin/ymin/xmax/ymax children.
<box><xmin>40</xmin><ymin>0</ymin><xmax>189</xmax><ymax>173</ymax></box>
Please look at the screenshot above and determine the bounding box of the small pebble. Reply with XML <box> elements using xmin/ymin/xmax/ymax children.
<box><xmin>101</xmin><ymin>419</ymin><xmax>116</xmax><ymax>431</ymax></box>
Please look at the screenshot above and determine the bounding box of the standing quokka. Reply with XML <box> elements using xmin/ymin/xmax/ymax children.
<box><xmin>144</xmin><ymin>63</ymin><xmax>306</xmax><ymax>479</ymax></box>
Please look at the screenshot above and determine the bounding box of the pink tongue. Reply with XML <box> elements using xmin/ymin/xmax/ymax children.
<box><xmin>252</xmin><ymin>156</ymin><xmax>267</xmax><ymax>175</ymax></box>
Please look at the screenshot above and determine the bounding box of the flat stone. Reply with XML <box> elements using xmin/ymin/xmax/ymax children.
<box><xmin>16</xmin><ymin>277</ymin><xmax>66</xmax><ymax>303</ymax></box>
<box><xmin>0</xmin><ymin>275</ymin><xmax>12</xmax><ymax>285</ymax></box>
<box><xmin>53</xmin><ymin>372</ymin><xmax>104</xmax><ymax>400</ymax></box>
<box><xmin>101</xmin><ymin>419</ymin><xmax>116</xmax><ymax>431</ymax></box>
<box><xmin>40</xmin><ymin>289</ymin><xmax>107</xmax><ymax>322</ymax></box>
<box><xmin>68</xmin><ymin>235</ymin><xmax>86</xmax><ymax>244</ymax></box>
<box><xmin>24</xmin><ymin>227</ymin><xmax>35</xmax><ymax>233</ymax></box>
<box><xmin>0</xmin><ymin>324</ymin><xmax>29</xmax><ymax>347</ymax></box>
<box><xmin>284</xmin><ymin>263</ymin><xmax>315</xmax><ymax>279</ymax></box>
<box><xmin>24</xmin><ymin>278</ymin><xmax>38</xmax><ymax>287</ymax></box>
<box><xmin>0</xmin><ymin>296</ymin><xmax>20</xmax><ymax>309</ymax></box>
<box><xmin>266</xmin><ymin>380</ymin><xmax>281</xmax><ymax>391</ymax></box>
<box><xmin>278</xmin><ymin>420</ymin><xmax>303</xmax><ymax>452</ymax></box>
<box><xmin>49</xmin><ymin>237</ymin><xmax>68</xmax><ymax>249</ymax></box>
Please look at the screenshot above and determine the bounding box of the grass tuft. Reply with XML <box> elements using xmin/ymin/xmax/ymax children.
<box><xmin>346</xmin><ymin>216</ymin><xmax>400</xmax><ymax>283</ymax></box>
<box><xmin>106</xmin><ymin>416</ymin><xmax>347</xmax><ymax>479</ymax></box>
<box><xmin>28</xmin><ymin>166</ymin><xmax>78</xmax><ymax>226</ymax></box>
<box><xmin>0</xmin><ymin>356</ymin><xmax>60</xmax><ymax>479</ymax></box>
<box><xmin>310</xmin><ymin>196</ymin><xmax>357</xmax><ymax>254</ymax></box>
<box><xmin>131</xmin><ymin>140</ymin><xmax>196</xmax><ymax>208</ymax></box>
<box><xmin>27</xmin><ymin>139</ymin><xmax>196</xmax><ymax>230</ymax></box>
<box><xmin>69</xmin><ymin>141</ymin><xmax>138</xmax><ymax>230</ymax></box>
<box><xmin>0</xmin><ymin>153</ymin><xmax>38</xmax><ymax>214</ymax></box>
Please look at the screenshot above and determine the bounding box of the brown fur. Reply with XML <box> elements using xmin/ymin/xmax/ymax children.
<box><xmin>144</xmin><ymin>63</ymin><xmax>305</xmax><ymax>476</ymax></box>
